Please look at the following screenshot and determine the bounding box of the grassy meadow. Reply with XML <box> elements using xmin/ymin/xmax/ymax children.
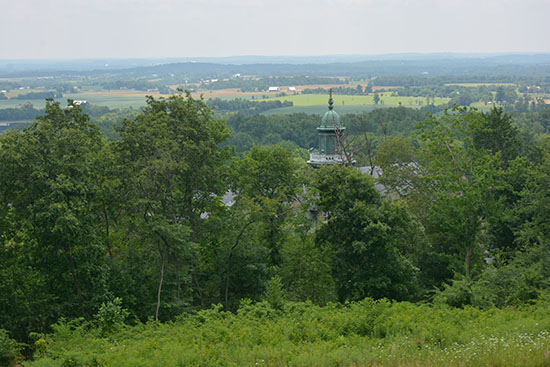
<box><xmin>255</xmin><ymin>93</ymin><xmax>450</xmax><ymax>107</ymax></box>
<box><xmin>0</xmin><ymin>89</ymin><xmax>451</xmax><ymax>111</ymax></box>
<box><xmin>26</xmin><ymin>298</ymin><xmax>550</xmax><ymax>367</ymax></box>
<box><xmin>261</xmin><ymin>104</ymin><xmax>395</xmax><ymax>115</ymax></box>
<box><xmin>64</xmin><ymin>93</ymin><xmax>152</xmax><ymax>109</ymax></box>
<box><xmin>0</xmin><ymin>98</ymin><xmax>55</xmax><ymax>109</ymax></box>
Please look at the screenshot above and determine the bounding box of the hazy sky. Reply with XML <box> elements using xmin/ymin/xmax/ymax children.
<box><xmin>1</xmin><ymin>0</ymin><xmax>549</xmax><ymax>59</ymax></box>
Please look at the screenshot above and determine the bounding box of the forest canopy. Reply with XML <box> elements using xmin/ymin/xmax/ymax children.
<box><xmin>1</xmin><ymin>93</ymin><xmax>550</xmax><ymax>365</ymax></box>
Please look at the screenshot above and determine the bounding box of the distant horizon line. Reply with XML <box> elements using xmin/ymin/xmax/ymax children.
<box><xmin>2</xmin><ymin>52</ymin><xmax>550</xmax><ymax>62</ymax></box>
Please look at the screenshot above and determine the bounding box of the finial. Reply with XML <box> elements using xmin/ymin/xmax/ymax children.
<box><xmin>328</xmin><ymin>88</ymin><xmax>334</xmax><ymax>110</ymax></box>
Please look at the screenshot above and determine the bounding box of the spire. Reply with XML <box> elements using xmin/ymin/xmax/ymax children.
<box><xmin>328</xmin><ymin>88</ymin><xmax>334</xmax><ymax>110</ymax></box>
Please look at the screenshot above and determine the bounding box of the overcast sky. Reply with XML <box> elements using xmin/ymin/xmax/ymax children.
<box><xmin>1</xmin><ymin>0</ymin><xmax>549</xmax><ymax>59</ymax></box>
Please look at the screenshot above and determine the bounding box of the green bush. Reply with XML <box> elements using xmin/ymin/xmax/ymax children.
<box><xmin>25</xmin><ymin>298</ymin><xmax>550</xmax><ymax>367</ymax></box>
<box><xmin>0</xmin><ymin>329</ymin><xmax>22</xmax><ymax>367</ymax></box>
<box><xmin>95</xmin><ymin>298</ymin><xmax>129</xmax><ymax>334</ymax></box>
<box><xmin>262</xmin><ymin>276</ymin><xmax>286</xmax><ymax>310</ymax></box>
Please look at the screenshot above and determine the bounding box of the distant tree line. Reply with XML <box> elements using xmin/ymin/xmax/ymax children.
<box><xmin>518</xmin><ymin>83</ymin><xmax>550</xmax><ymax>93</ymax></box>
<box><xmin>222</xmin><ymin>106</ymin><xmax>442</xmax><ymax>155</ymax></box>
<box><xmin>223</xmin><ymin>112</ymin><xmax>319</xmax><ymax>153</ymax></box>
<box><xmin>207</xmin><ymin>98</ymin><xmax>293</xmax><ymax>115</ymax></box>
<box><xmin>0</xmin><ymin>105</ymin><xmax>43</xmax><ymax>121</ymax></box>
<box><xmin>11</xmin><ymin>91</ymin><xmax>61</xmax><ymax>100</ymax></box>
<box><xmin>370</xmin><ymin>75</ymin><xmax>545</xmax><ymax>87</ymax></box>
<box><xmin>514</xmin><ymin>105</ymin><xmax>550</xmax><ymax>133</ymax></box>
<box><xmin>397</xmin><ymin>84</ymin><xmax>491</xmax><ymax>98</ymax></box>
<box><xmin>302</xmin><ymin>84</ymin><xmax>373</xmax><ymax>95</ymax></box>
<box><xmin>101</xmin><ymin>80</ymin><xmax>171</xmax><ymax>94</ymax></box>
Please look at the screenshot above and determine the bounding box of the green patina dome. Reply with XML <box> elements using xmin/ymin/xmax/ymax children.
<box><xmin>320</xmin><ymin>93</ymin><xmax>342</xmax><ymax>128</ymax></box>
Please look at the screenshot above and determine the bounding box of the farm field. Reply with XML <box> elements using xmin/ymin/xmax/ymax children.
<box><xmin>64</xmin><ymin>93</ymin><xmax>153</xmax><ymax>108</ymax></box>
<box><xmin>13</xmin><ymin>83</ymin><xmax>550</xmax><ymax>112</ymax></box>
<box><xmin>0</xmin><ymin>80</ymin><xmax>453</xmax><ymax>111</ymax></box>
<box><xmin>0</xmin><ymin>92</ymin><xmax>164</xmax><ymax>110</ymax></box>
<box><xmin>0</xmin><ymin>91</ymin><xmax>450</xmax><ymax>111</ymax></box>
<box><xmin>261</xmin><ymin>104</ymin><xmax>396</xmax><ymax>115</ymax></box>
<box><xmin>469</xmin><ymin>101</ymin><xmax>500</xmax><ymax>110</ymax></box>
<box><xmin>0</xmin><ymin>98</ymin><xmax>56</xmax><ymax>109</ymax></box>
<box><xmin>255</xmin><ymin>93</ymin><xmax>450</xmax><ymax>107</ymax></box>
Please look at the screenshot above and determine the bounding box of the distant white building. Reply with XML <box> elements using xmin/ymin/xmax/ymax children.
<box><xmin>73</xmin><ymin>100</ymin><xmax>89</xmax><ymax>107</ymax></box>
<box><xmin>268</xmin><ymin>87</ymin><xmax>280</xmax><ymax>92</ymax></box>
<box><xmin>288</xmin><ymin>87</ymin><xmax>297</xmax><ymax>92</ymax></box>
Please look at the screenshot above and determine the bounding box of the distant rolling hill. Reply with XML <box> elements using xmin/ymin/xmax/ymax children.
<box><xmin>2</xmin><ymin>53</ymin><xmax>550</xmax><ymax>79</ymax></box>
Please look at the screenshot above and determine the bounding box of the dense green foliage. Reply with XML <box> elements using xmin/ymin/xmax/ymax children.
<box><xmin>223</xmin><ymin>112</ymin><xmax>319</xmax><ymax>153</ymax></box>
<box><xmin>220</xmin><ymin>106</ymin><xmax>437</xmax><ymax>156</ymax></box>
<box><xmin>11</xmin><ymin>92</ymin><xmax>61</xmax><ymax>100</ymax></box>
<box><xmin>0</xmin><ymin>329</ymin><xmax>22</xmax><ymax>367</ymax></box>
<box><xmin>315</xmin><ymin>166</ymin><xmax>420</xmax><ymax>301</ymax></box>
<box><xmin>0</xmin><ymin>105</ymin><xmax>43</xmax><ymax>121</ymax></box>
<box><xmin>1</xmin><ymin>92</ymin><xmax>550</xmax><ymax>365</ymax></box>
<box><xmin>26</xmin><ymin>298</ymin><xmax>550</xmax><ymax>367</ymax></box>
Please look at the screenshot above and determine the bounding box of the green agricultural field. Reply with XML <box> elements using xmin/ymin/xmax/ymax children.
<box><xmin>255</xmin><ymin>93</ymin><xmax>450</xmax><ymax>107</ymax></box>
<box><xmin>0</xmin><ymin>93</ymin><xmax>152</xmax><ymax>110</ymax></box>
<box><xmin>63</xmin><ymin>93</ymin><xmax>150</xmax><ymax>108</ymax></box>
<box><xmin>0</xmin><ymin>98</ymin><xmax>58</xmax><ymax>109</ymax></box>
<box><xmin>469</xmin><ymin>101</ymin><xmax>499</xmax><ymax>110</ymax></box>
<box><xmin>0</xmin><ymin>91</ymin><xmax>451</xmax><ymax>110</ymax></box>
<box><xmin>0</xmin><ymin>93</ymin><xmax>248</xmax><ymax>110</ymax></box>
<box><xmin>261</xmin><ymin>104</ymin><xmax>396</xmax><ymax>115</ymax></box>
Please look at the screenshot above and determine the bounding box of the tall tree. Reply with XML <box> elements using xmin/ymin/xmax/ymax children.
<box><xmin>0</xmin><ymin>100</ymin><xmax>109</xmax><ymax>340</ymax></box>
<box><xmin>314</xmin><ymin>165</ymin><xmax>420</xmax><ymax>302</ymax></box>
<box><xmin>517</xmin><ymin>138</ymin><xmax>550</xmax><ymax>246</ymax></box>
<box><xmin>472</xmin><ymin>107</ymin><xmax>520</xmax><ymax>168</ymax></box>
<box><xmin>217</xmin><ymin>145</ymin><xmax>302</xmax><ymax>309</ymax></box>
<box><xmin>114</xmin><ymin>92</ymin><xmax>230</xmax><ymax>320</ymax></box>
<box><xmin>413</xmin><ymin>107</ymin><xmax>504</xmax><ymax>285</ymax></box>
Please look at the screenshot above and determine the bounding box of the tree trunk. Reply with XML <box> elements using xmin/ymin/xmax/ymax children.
<box><xmin>224</xmin><ymin>219</ymin><xmax>254</xmax><ymax>311</ymax></box>
<box><xmin>63</xmin><ymin>246</ymin><xmax>86</xmax><ymax>318</ymax></box>
<box><xmin>103</xmin><ymin>206</ymin><xmax>113</xmax><ymax>259</ymax></box>
<box><xmin>465</xmin><ymin>245</ymin><xmax>472</xmax><ymax>278</ymax></box>
<box><xmin>156</xmin><ymin>254</ymin><xmax>165</xmax><ymax>321</ymax></box>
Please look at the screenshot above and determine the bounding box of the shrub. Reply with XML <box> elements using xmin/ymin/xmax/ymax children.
<box><xmin>0</xmin><ymin>329</ymin><xmax>22</xmax><ymax>367</ymax></box>
<box><xmin>95</xmin><ymin>298</ymin><xmax>129</xmax><ymax>334</ymax></box>
<box><xmin>262</xmin><ymin>276</ymin><xmax>287</xmax><ymax>310</ymax></box>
